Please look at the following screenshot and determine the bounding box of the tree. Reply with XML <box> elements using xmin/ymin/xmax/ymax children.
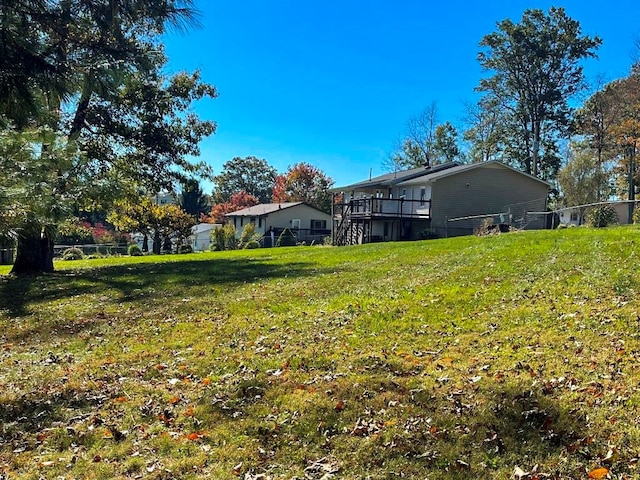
<box><xmin>476</xmin><ymin>7</ymin><xmax>601</xmax><ymax>179</ymax></box>
<box><xmin>108</xmin><ymin>199</ymin><xmax>195</xmax><ymax>254</ymax></box>
<box><xmin>153</xmin><ymin>204</ymin><xmax>196</xmax><ymax>253</ymax></box>
<box><xmin>557</xmin><ymin>144</ymin><xmax>609</xmax><ymax>223</ymax></box>
<box><xmin>387</xmin><ymin>103</ymin><xmax>438</xmax><ymax>169</ymax></box>
<box><xmin>179</xmin><ymin>178</ymin><xmax>210</xmax><ymax>218</ymax></box>
<box><xmin>271</xmin><ymin>163</ymin><xmax>334</xmax><ymax>213</ymax></box>
<box><xmin>432</xmin><ymin>121</ymin><xmax>461</xmax><ymax>163</ymax></box>
<box><xmin>205</xmin><ymin>191</ymin><xmax>259</xmax><ymax>224</ymax></box>
<box><xmin>462</xmin><ymin>97</ymin><xmax>503</xmax><ymax>163</ymax></box>
<box><xmin>1</xmin><ymin>0</ymin><xmax>216</xmax><ymax>274</ymax></box>
<box><xmin>603</xmin><ymin>74</ymin><xmax>640</xmax><ymax>207</ymax></box>
<box><xmin>108</xmin><ymin>198</ymin><xmax>155</xmax><ymax>252</ymax></box>
<box><xmin>212</xmin><ymin>156</ymin><xmax>277</xmax><ymax>204</ymax></box>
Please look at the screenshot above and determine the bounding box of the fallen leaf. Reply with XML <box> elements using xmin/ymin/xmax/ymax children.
<box><xmin>588</xmin><ymin>467</ymin><xmax>609</xmax><ymax>479</ymax></box>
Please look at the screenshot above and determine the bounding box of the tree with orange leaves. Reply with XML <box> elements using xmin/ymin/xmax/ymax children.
<box><xmin>271</xmin><ymin>163</ymin><xmax>334</xmax><ymax>213</ymax></box>
<box><xmin>203</xmin><ymin>191</ymin><xmax>259</xmax><ymax>224</ymax></box>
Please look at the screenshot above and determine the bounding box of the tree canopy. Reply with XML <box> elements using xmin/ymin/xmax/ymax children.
<box><xmin>179</xmin><ymin>178</ymin><xmax>210</xmax><ymax>218</ymax></box>
<box><xmin>272</xmin><ymin>163</ymin><xmax>334</xmax><ymax>213</ymax></box>
<box><xmin>476</xmin><ymin>7</ymin><xmax>601</xmax><ymax>179</ymax></box>
<box><xmin>0</xmin><ymin>0</ymin><xmax>216</xmax><ymax>273</ymax></box>
<box><xmin>212</xmin><ymin>156</ymin><xmax>277</xmax><ymax>204</ymax></box>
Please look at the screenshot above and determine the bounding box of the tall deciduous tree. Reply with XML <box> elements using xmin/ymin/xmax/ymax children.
<box><xmin>387</xmin><ymin>103</ymin><xmax>439</xmax><ymax>170</ymax></box>
<box><xmin>476</xmin><ymin>7</ymin><xmax>601</xmax><ymax>179</ymax></box>
<box><xmin>557</xmin><ymin>143</ymin><xmax>609</xmax><ymax>222</ymax></box>
<box><xmin>271</xmin><ymin>163</ymin><xmax>334</xmax><ymax>213</ymax></box>
<box><xmin>604</xmin><ymin>74</ymin><xmax>640</xmax><ymax>203</ymax></box>
<box><xmin>212</xmin><ymin>156</ymin><xmax>277</xmax><ymax>204</ymax></box>
<box><xmin>462</xmin><ymin>97</ymin><xmax>503</xmax><ymax>163</ymax></box>
<box><xmin>0</xmin><ymin>0</ymin><xmax>216</xmax><ymax>274</ymax></box>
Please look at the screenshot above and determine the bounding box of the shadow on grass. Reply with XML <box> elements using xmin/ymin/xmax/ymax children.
<box><xmin>0</xmin><ymin>255</ymin><xmax>338</xmax><ymax>326</ymax></box>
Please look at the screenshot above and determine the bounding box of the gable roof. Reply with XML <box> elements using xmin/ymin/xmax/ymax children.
<box><xmin>335</xmin><ymin>161</ymin><xmax>550</xmax><ymax>191</ymax></box>
<box><xmin>191</xmin><ymin>223</ymin><xmax>219</xmax><ymax>235</ymax></box>
<box><xmin>333</xmin><ymin>162</ymin><xmax>461</xmax><ymax>191</ymax></box>
<box><xmin>396</xmin><ymin>160</ymin><xmax>551</xmax><ymax>187</ymax></box>
<box><xmin>225</xmin><ymin>202</ymin><xmax>329</xmax><ymax>217</ymax></box>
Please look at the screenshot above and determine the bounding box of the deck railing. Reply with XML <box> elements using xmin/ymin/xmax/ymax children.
<box><xmin>334</xmin><ymin>197</ymin><xmax>431</xmax><ymax>219</ymax></box>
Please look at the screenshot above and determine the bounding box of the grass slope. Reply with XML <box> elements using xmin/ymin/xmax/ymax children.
<box><xmin>2</xmin><ymin>227</ymin><xmax>640</xmax><ymax>479</ymax></box>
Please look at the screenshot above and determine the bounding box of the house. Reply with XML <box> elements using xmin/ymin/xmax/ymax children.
<box><xmin>190</xmin><ymin>223</ymin><xmax>220</xmax><ymax>251</ymax></box>
<box><xmin>332</xmin><ymin>161</ymin><xmax>550</xmax><ymax>244</ymax></box>
<box><xmin>556</xmin><ymin>202</ymin><xmax>634</xmax><ymax>227</ymax></box>
<box><xmin>225</xmin><ymin>202</ymin><xmax>332</xmax><ymax>246</ymax></box>
<box><xmin>153</xmin><ymin>191</ymin><xmax>177</xmax><ymax>206</ymax></box>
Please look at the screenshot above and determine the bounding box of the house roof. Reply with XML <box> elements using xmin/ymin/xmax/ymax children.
<box><xmin>192</xmin><ymin>223</ymin><xmax>219</xmax><ymax>235</ymax></box>
<box><xmin>335</xmin><ymin>161</ymin><xmax>550</xmax><ymax>191</ymax></box>
<box><xmin>225</xmin><ymin>202</ymin><xmax>308</xmax><ymax>217</ymax></box>
<box><xmin>396</xmin><ymin>161</ymin><xmax>551</xmax><ymax>187</ymax></box>
<box><xmin>333</xmin><ymin>162</ymin><xmax>461</xmax><ymax>191</ymax></box>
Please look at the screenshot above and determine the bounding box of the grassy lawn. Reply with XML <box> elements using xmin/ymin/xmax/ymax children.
<box><xmin>2</xmin><ymin>226</ymin><xmax>640</xmax><ymax>479</ymax></box>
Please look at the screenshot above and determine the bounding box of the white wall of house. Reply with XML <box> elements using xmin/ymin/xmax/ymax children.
<box><xmin>191</xmin><ymin>223</ymin><xmax>220</xmax><ymax>251</ymax></box>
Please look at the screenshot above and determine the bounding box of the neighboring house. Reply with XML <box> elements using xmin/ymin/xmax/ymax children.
<box><xmin>225</xmin><ymin>202</ymin><xmax>332</xmax><ymax>246</ymax></box>
<box><xmin>556</xmin><ymin>202</ymin><xmax>633</xmax><ymax>227</ymax></box>
<box><xmin>190</xmin><ymin>223</ymin><xmax>220</xmax><ymax>251</ymax></box>
<box><xmin>332</xmin><ymin>161</ymin><xmax>550</xmax><ymax>245</ymax></box>
<box><xmin>153</xmin><ymin>191</ymin><xmax>177</xmax><ymax>206</ymax></box>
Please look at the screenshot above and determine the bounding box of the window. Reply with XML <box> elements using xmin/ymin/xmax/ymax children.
<box><xmin>420</xmin><ymin>187</ymin><xmax>426</xmax><ymax>206</ymax></box>
<box><xmin>570</xmin><ymin>212</ymin><xmax>578</xmax><ymax>221</ymax></box>
<box><xmin>258</xmin><ymin>218</ymin><xmax>263</xmax><ymax>228</ymax></box>
<box><xmin>384</xmin><ymin>222</ymin><xmax>389</xmax><ymax>237</ymax></box>
<box><xmin>250</xmin><ymin>217</ymin><xmax>256</xmax><ymax>224</ymax></box>
<box><xmin>311</xmin><ymin>219</ymin><xmax>327</xmax><ymax>233</ymax></box>
<box><xmin>291</xmin><ymin>219</ymin><xmax>301</xmax><ymax>230</ymax></box>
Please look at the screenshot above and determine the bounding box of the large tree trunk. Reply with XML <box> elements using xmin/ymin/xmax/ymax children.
<box><xmin>153</xmin><ymin>231</ymin><xmax>161</xmax><ymax>255</ymax></box>
<box><xmin>10</xmin><ymin>230</ymin><xmax>55</xmax><ymax>275</ymax></box>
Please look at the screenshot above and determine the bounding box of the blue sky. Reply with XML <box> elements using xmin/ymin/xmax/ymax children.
<box><xmin>163</xmin><ymin>0</ymin><xmax>639</xmax><ymax>191</ymax></box>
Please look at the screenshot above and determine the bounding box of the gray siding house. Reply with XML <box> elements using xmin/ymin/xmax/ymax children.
<box><xmin>226</xmin><ymin>202</ymin><xmax>332</xmax><ymax>246</ymax></box>
<box><xmin>332</xmin><ymin>161</ymin><xmax>550</xmax><ymax>244</ymax></box>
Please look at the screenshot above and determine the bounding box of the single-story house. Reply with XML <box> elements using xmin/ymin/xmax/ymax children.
<box><xmin>225</xmin><ymin>202</ymin><xmax>332</xmax><ymax>246</ymax></box>
<box><xmin>190</xmin><ymin>223</ymin><xmax>220</xmax><ymax>251</ymax></box>
<box><xmin>556</xmin><ymin>201</ymin><xmax>634</xmax><ymax>227</ymax></box>
<box><xmin>332</xmin><ymin>161</ymin><xmax>551</xmax><ymax>244</ymax></box>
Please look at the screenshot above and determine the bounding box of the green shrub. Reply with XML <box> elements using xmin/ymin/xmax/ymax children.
<box><xmin>62</xmin><ymin>247</ymin><xmax>84</xmax><ymax>261</ymax></box>
<box><xmin>211</xmin><ymin>224</ymin><xmax>238</xmax><ymax>251</ymax></box>
<box><xmin>239</xmin><ymin>223</ymin><xmax>261</xmax><ymax>249</ymax></box>
<box><xmin>128</xmin><ymin>244</ymin><xmax>143</xmax><ymax>256</ymax></box>
<box><xmin>586</xmin><ymin>204</ymin><xmax>619</xmax><ymax>227</ymax></box>
<box><xmin>243</xmin><ymin>240</ymin><xmax>260</xmax><ymax>249</ymax></box>
<box><xmin>419</xmin><ymin>228</ymin><xmax>439</xmax><ymax>240</ymax></box>
<box><xmin>633</xmin><ymin>206</ymin><xmax>640</xmax><ymax>224</ymax></box>
<box><xmin>276</xmin><ymin>228</ymin><xmax>297</xmax><ymax>247</ymax></box>
<box><xmin>178</xmin><ymin>244</ymin><xmax>193</xmax><ymax>254</ymax></box>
